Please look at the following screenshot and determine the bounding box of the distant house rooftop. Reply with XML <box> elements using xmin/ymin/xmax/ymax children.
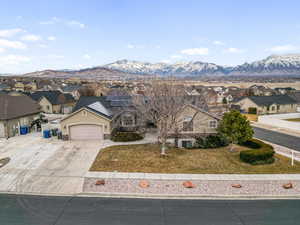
<box><xmin>246</xmin><ymin>95</ymin><xmax>297</xmax><ymax>106</ymax></box>
<box><xmin>29</xmin><ymin>90</ymin><xmax>75</xmax><ymax>105</ymax></box>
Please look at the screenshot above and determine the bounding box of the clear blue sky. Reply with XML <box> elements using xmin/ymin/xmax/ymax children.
<box><xmin>1</xmin><ymin>0</ymin><xmax>300</xmax><ymax>73</ymax></box>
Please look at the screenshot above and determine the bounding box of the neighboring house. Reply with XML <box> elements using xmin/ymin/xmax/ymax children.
<box><xmin>14</xmin><ymin>82</ymin><xmax>25</xmax><ymax>92</ymax></box>
<box><xmin>0</xmin><ymin>83</ymin><xmax>11</xmax><ymax>91</ymax></box>
<box><xmin>289</xmin><ymin>92</ymin><xmax>300</xmax><ymax>112</ymax></box>
<box><xmin>247</xmin><ymin>85</ymin><xmax>276</xmax><ymax>96</ymax></box>
<box><xmin>14</xmin><ymin>81</ymin><xmax>37</xmax><ymax>92</ymax></box>
<box><xmin>29</xmin><ymin>91</ymin><xmax>76</xmax><ymax>114</ymax></box>
<box><xmin>0</xmin><ymin>95</ymin><xmax>40</xmax><ymax>138</ymax></box>
<box><xmin>60</xmin><ymin>95</ymin><xmax>142</xmax><ymax>140</ymax></box>
<box><xmin>167</xmin><ymin>104</ymin><xmax>220</xmax><ymax>148</ymax></box>
<box><xmin>60</xmin><ymin>85</ymin><xmax>81</xmax><ymax>100</ymax></box>
<box><xmin>234</xmin><ymin>95</ymin><xmax>298</xmax><ymax>115</ymax></box>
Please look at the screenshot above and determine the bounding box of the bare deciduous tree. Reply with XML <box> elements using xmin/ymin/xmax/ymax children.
<box><xmin>78</xmin><ymin>87</ymin><xmax>96</xmax><ymax>96</ymax></box>
<box><xmin>133</xmin><ymin>81</ymin><xmax>207</xmax><ymax>156</ymax></box>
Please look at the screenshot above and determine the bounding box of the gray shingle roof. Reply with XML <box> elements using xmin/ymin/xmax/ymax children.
<box><xmin>289</xmin><ymin>92</ymin><xmax>300</xmax><ymax>103</ymax></box>
<box><xmin>29</xmin><ymin>91</ymin><xmax>75</xmax><ymax>105</ymax></box>
<box><xmin>0</xmin><ymin>95</ymin><xmax>41</xmax><ymax>120</ymax></box>
<box><xmin>72</xmin><ymin>95</ymin><xmax>135</xmax><ymax>119</ymax></box>
<box><xmin>247</xmin><ymin>95</ymin><xmax>297</xmax><ymax>106</ymax></box>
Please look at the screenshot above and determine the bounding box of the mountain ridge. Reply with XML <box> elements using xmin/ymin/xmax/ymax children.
<box><xmin>20</xmin><ymin>54</ymin><xmax>300</xmax><ymax>78</ymax></box>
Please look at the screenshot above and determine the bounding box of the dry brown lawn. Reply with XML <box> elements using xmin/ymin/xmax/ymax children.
<box><xmin>244</xmin><ymin>114</ymin><xmax>258</xmax><ymax>122</ymax></box>
<box><xmin>285</xmin><ymin>118</ymin><xmax>300</xmax><ymax>122</ymax></box>
<box><xmin>90</xmin><ymin>144</ymin><xmax>300</xmax><ymax>174</ymax></box>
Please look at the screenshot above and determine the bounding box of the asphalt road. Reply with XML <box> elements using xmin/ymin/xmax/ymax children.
<box><xmin>253</xmin><ymin>127</ymin><xmax>300</xmax><ymax>151</ymax></box>
<box><xmin>1</xmin><ymin>194</ymin><xmax>300</xmax><ymax>225</ymax></box>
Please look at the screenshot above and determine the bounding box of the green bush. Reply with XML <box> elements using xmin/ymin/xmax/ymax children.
<box><xmin>111</xmin><ymin>131</ymin><xmax>143</xmax><ymax>142</ymax></box>
<box><xmin>195</xmin><ymin>134</ymin><xmax>229</xmax><ymax>149</ymax></box>
<box><xmin>240</xmin><ymin>139</ymin><xmax>275</xmax><ymax>165</ymax></box>
<box><xmin>248</xmin><ymin>107</ymin><xmax>257</xmax><ymax>114</ymax></box>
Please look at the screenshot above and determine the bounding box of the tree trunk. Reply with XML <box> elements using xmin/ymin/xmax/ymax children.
<box><xmin>161</xmin><ymin>139</ymin><xmax>167</xmax><ymax>156</ymax></box>
<box><xmin>229</xmin><ymin>142</ymin><xmax>234</xmax><ymax>152</ymax></box>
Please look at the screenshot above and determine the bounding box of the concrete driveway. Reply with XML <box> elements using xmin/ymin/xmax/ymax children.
<box><xmin>0</xmin><ymin>133</ymin><xmax>102</xmax><ymax>195</ymax></box>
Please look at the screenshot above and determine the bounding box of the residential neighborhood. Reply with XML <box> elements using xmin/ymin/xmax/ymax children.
<box><xmin>2</xmin><ymin>0</ymin><xmax>300</xmax><ymax>224</ymax></box>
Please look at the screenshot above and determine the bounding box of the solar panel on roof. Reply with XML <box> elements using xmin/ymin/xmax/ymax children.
<box><xmin>110</xmin><ymin>100</ymin><xmax>132</xmax><ymax>107</ymax></box>
<box><xmin>88</xmin><ymin>101</ymin><xmax>112</xmax><ymax>117</ymax></box>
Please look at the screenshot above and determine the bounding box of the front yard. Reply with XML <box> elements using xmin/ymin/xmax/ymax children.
<box><xmin>285</xmin><ymin>118</ymin><xmax>300</xmax><ymax>122</ymax></box>
<box><xmin>244</xmin><ymin>114</ymin><xmax>258</xmax><ymax>122</ymax></box>
<box><xmin>90</xmin><ymin>144</ymin><xmax>300</xmax><ymax>174</ymax></box>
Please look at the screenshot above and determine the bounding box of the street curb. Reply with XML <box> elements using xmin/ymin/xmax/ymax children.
<box><xmin>2</xmin><ymin>191</ymin><xmax>300</xmax><ymax>200</ymax></box>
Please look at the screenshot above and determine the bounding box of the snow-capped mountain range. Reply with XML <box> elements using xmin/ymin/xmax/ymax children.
<box><xmin>104</xmin><ymin>54</ymin><xmax>300</xmax><ymax>76</ymax></box>
<box><xmin>20</xmin><ymin>54</ymin><xmax>300</xmax><ymax>78</ymax></box>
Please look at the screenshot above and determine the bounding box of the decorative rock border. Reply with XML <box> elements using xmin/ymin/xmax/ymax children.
<box><xmin>83</xmin><ymin>178</ymin><xmax>300</xmax><ymax>197</ymax></box>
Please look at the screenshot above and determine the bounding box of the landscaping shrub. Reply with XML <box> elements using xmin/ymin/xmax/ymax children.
<box><xmin>240</xmin><ymin>139</ymin><xmax>275</xmax><ymax>165</ymax></box>
<box><xmin>111</xmin><ymin>131</ymin><xmax>143</xmax><ymax>142</ymax></box>
<box><xmin>195</xmin><ymin>134</ymin><xmax>229</xmax><ymax>149</ymax></box>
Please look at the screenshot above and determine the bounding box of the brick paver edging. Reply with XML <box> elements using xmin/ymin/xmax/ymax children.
<box><xmin>85</xmin><ymin>172</ymin><xmax>300</xmax><ymax>180</ymax></box>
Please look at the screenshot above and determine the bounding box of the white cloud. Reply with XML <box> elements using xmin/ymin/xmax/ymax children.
<box><xmin>126</xmin><ymin>44</ymin><xmax>144</xmax><ymax>49</ymax></box>
<box><xmin>0</xmin><ymin>39</ymin><xmax>27</xmax><ymax>49</ymax></box>
<box><xmin>47</xmin><ymin>36</ymin><xmax>56</xmax><ymax>41</ymax></box>
<box><xmin>40</xmin><ymin>17</ymin><xmax>85</xmax><ymax>29</ymax></box>
<box><xmin>66</xmin><ymin>20</ymin><xmax>85</xmax><ymax>29</ymax></box>
<box><xmin>213</xmin><ymin>41</ymin><xmax>225</xmax><ymax>46</ymax></box>
<box><xmin>40</xmin><ymin>17</ymin><xmax>60</xmax><ymax>25</ymax></box>
<box><xmin>225</xmin><ymin>47</ymin><xmax>245</xmax><ymax>53</ymax></box>
<box><xmin>0</xmin><ymin>28</ymin><xmax>24</xmax><ymax>38</ymax></box>
<box><xmin>0</xmin><ymin>54</ymin><xmax>30</xmax><ymax>65</ymax></box>
<box><xmin>268</xmin><ymin>45</ymin><xmax>298</xmax><ymax>52</ymax></box>
<box><xmin>83</xmin><ymin>54</ymin><xmax>91</xmax><ymax>59</ymax></box>
<box><xmin>48</xmin><ymin>54</ymin><xmax>64</xmax><ymax>59</ymax></box>
<box><xmin>21</xmin><ymin>34</ymin><xmax>42</xmax><ymax>42</ymax></box>
<box><xmin>170</xmin><ymin>54</ymin><xmax>183</xmax><ymax>59</ymax></box>
<box><xmin>180</xmin><ymin>48</ymin><xmax>209</xmax><ymax>55</ymax></box>
<box><xmin>38</xmin><ymin>44</ymin><xmax>48</xmax><ymax>48</ymax></box>
<box><xmin>161</xmin><ymin>59</ymin><xmax>171</xmax><ymax>63</ymax></box>
<box><xmin>0</xmin><ymin>48</ymin><xmax>5</xmax><ymax>53</ymax></box>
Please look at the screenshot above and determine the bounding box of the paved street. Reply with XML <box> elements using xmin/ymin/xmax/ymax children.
<box><xmin>0</xmin><ymin>194</ymin><xmax>300</xmax><ymax>225</ymax></box>
<box><xmin>253</xmin><ymin>127</ymin><xmax>300</xmax><ymax>151</ymax></box>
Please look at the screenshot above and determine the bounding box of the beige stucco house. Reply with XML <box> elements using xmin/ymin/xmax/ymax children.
<box><xmin>30</xmin><ymin>91</ymin><xmax>76</xmax><ymax>114</ymax></box>
<box><xmin>235</xmin><ymin>95</ymin><xmax>298</xmax><ymax>115</ymax></box>
<box><xmin>60</xmin><ymin>96</ymin><xmax>140</xmax><ymax>140</ymax></box>
<box><xmin>60</xmin><ymin>107</ymin><xmax>111</xmax><ymax>140</ymax></box>
<box><xmin>168</xmin><ymin>104</ymin><xmax>220</xmax><ymax>148</ymax></box>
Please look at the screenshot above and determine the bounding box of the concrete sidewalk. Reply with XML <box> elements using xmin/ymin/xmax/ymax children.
<box><xmin>85</xmin><ymin>171</ymin><xmax>300</xmax><ymax>180</ymax></box>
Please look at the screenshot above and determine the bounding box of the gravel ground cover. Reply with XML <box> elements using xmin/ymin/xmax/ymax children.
<box><xmin>83</xmin><ymin>178</ymin><xmax>300</xmax><ymax>196</ymax></box>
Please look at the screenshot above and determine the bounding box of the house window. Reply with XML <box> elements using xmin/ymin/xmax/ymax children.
<box><xmin>209</xmin><ymin>120</ymin><xmax>217</xmax><ymax>128</ymax></box>
<box><xmin>277</xmin><ymin>105</ymin><xmax>280</xmax><ymax>110</ymax></box>
<box><xmin>182</xmin><ymin>116</ymin><xmax>193</xmax><ymax>132</ymax></box>
<box><xmin>182</xmin><ymin>140</ymin><xmax>193</xmax><ymax>148</ymax></box>
<box><xmin>122</xmin><ymin>114</ymin><xmax>135</xmax><ymax>127</ymax></box>
<box><xmin>271</xmin><ymin>106</ymin><xmax>276</xmax><ymax>111</ymax></box>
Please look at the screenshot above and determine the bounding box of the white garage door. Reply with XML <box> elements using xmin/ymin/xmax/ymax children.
<box><xmin>69</xmin><ymin>124</ymin><xmax>103</xmax><ymax>140</ymax></box>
